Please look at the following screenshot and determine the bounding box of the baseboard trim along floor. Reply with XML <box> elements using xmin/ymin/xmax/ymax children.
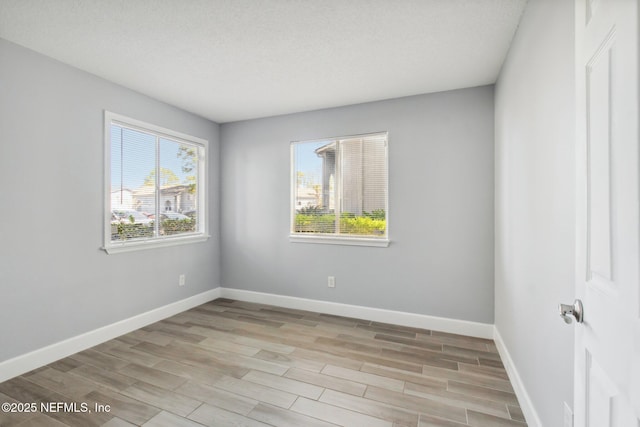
<box><xmin>0</xmin><ymin>298</ymin><xmax>529</xmax><ymax>426</ymax></box>
<box><xmin>1</xmin><ymin>286</ymin><xmax>536</xmax><ymax>426</ymax></box>
<box><xmin>220</xmin><ymin>288</ymin><xmax>494</xmax><ymax>340</ymax></box>
<box><xmin>0</xmin><ymin>287</ymin><xmax>496</xmax><ymax>383</ymax></box>
<box><xmin>493</xmin><ymin>327</ymin><xmax>542</xmax><ymax>427</ymax></box>
<box><xmin>0</xmin><ymin>288</ymin><xmax>222</xmax><ymax>383</ymax></box>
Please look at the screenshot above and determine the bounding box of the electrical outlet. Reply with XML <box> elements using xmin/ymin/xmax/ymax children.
<box><xmin>328</xmin><ymin>276</ymin><xmax>335</xmax><ymax>288</ymax></box>
<box><xmin>179</xmin><ymin>274</ymin><xmax>186</xmax><ymax>286</ymax></box>
<box><xmin>563</xmin><ymin>402</ymin><xmax>573</xmax><ymax>427</ymax></box>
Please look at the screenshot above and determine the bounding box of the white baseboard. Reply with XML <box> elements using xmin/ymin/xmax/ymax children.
<box><xmin>493</xmin><ymin>327</ymin><xmax>542</xmax><ymax>427</ymax></box>
<box><xmin>1</xmin><ymin>286</ymin><xmax>543</xmax><ymax>427</ymax></box>
<box><xmin>0</xmin><ymin>286</ymin><xmax>500</xmax><ymax>387</ymax></box>
<box><xmin>220</xmin><ymin>288</ymin><xmax>494</xmax><ymax>339</ymax></box>
<box><xmin>0</xmin><ymin>288</ymin><xmax>221</xmax><ymax>383</ymax></box>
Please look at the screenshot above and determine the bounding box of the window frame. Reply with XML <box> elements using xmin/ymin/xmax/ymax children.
<box><xmin>289</xmin><ymin>132</ymin><xmax>390</xmax><ymax>247</ymax></box>
<box><xmin>103</xmin><ymin>111</ymin><xmax>209</xmax><ymax>254</ymax></box>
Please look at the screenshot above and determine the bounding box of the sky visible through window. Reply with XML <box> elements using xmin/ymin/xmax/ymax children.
<box><xmin>294</xmin><ymin>140</ymin><xmax>328</xmax><ymax>188</ymax></box>
<box><xmin>111</xmin><ymin>125</ymin><xmax>194</xmax><ymax>190</ymax></box>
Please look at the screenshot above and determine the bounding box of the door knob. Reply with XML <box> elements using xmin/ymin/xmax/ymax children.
<box><xmin>559</xmin><ymin>299</ymin><xmax>584</xmax><ymax>324</ymax></box>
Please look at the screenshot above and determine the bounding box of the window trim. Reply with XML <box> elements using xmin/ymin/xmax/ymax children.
<box><xmin>289</xmin><ymin>132</ymin><xmax>390</xmax><ymax>247</ymax></box>
<box><xmin>289</xmin><ymin>234</ymin><xmax>390</xmax><ymax>247</ymax></box>
<box><xmin>103</xmin><ymin>111</ymin><xmax>209</xmax><ymax>254</ymax></box>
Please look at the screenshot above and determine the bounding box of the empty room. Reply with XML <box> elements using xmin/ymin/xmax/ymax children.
<box><xmin>0</xmin><ymin>0</ymin><xmax>638</xmax><ymax>426</ymax></box>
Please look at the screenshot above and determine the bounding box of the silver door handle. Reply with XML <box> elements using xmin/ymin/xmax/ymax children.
<box><xmin>559</xmin><ymin>299</ymin><xmax>584</xmax><ymax>324</ymax></box>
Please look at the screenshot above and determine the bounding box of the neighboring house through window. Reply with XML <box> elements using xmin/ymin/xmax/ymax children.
<box><xmin>291</xmin><ymin>132</ymin><xmax>389</xmax><ymax>247</ymax></box>
<box><xmin>104</xmin><ymin>111</ymin><xmax>208</xmax><ymax>253</ymax></box>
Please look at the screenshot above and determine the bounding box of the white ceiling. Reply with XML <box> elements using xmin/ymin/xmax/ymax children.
<box><xmin>0</xmin><ymin>0</ymin><xmax>526</xmax><ymax>123</ymax></box>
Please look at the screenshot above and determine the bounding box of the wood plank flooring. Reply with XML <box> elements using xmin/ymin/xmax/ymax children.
<box><xmin>0</xmin><ymin>299</ymin><xmax>527</xmax><ymax>426</ymax></box>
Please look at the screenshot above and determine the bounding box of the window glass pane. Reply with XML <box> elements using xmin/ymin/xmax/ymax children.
<box><xmin>338</xmin><ymin>135</ymin><xmax>387</xmax><ymax>236</ymax></box>
<box><xmin>293</xmin><ymin>140</ymin><xmax>333</xmax><ymax>233</ymax></box>
<box><xmin>158</xmin><ymin>138</ymin><xmax>198</xmax><ymax>236</ymax></box>
<box><xmin>110</xmin><ymin>125</ymin><xmax>156</xmax><ymax>241</ymax></box>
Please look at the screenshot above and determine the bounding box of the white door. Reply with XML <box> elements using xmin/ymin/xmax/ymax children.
<box><xmin>574</xmin><ymin>0</ymin><xmax>640</xmax><ymax>426</ymax></box>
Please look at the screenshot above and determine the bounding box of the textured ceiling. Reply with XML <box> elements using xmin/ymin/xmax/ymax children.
<box><xmin>0</xmin><ymin>0</ymin><xmax>526</xmax><ymax>123</ymax></box>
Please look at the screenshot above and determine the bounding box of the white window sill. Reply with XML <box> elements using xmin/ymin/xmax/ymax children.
<box><xmin>289</xmin><ymin>234</ymin><xmax>389</xmax><ymax>247</ymax></box>
<box><xmin>103</xmin><ymin>234</ymin><xmax>210</xmax><ymax>254</ymax></box>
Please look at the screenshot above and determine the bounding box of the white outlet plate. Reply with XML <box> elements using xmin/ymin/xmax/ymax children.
<box><xmin>328</xmin><ymin>276</ymin><xmax>335</xmax><ymax>288</ymax></box>
<box><xmin>179</xmin><ymin>274</ymin><xmax>186</xmax><ymax>286</ymax></box>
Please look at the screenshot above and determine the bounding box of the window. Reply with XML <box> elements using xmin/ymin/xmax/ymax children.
<box><xmin>104</xmin><ymin>112</ymin><xmax>207</xmax><ymax>253</ymax></box>
<box><xmin>291</xmin><ymin>132</ymin><xmax>389</xmax><ymax>247</ymax></box>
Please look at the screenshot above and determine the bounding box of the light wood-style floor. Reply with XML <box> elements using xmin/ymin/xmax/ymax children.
<box><xmin>0</xmin><ymin>299</ymin><xmax>527</xmax><ymax>427</ymax></box>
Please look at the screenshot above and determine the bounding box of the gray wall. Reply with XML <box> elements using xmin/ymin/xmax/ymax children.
<box><xmin>0</xmin><ymin>38</ymin><xmax>220</xmax><ymax>362</ymax></box>
<box><xmin>221</xmin><ymin>87</ymin><xmax>495</xmax><ymax>323</ymax></box>
<box><xmin>494</xmin><ymin>0</ymin><xmax>575</xmax><ymax>425</ymax></box>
